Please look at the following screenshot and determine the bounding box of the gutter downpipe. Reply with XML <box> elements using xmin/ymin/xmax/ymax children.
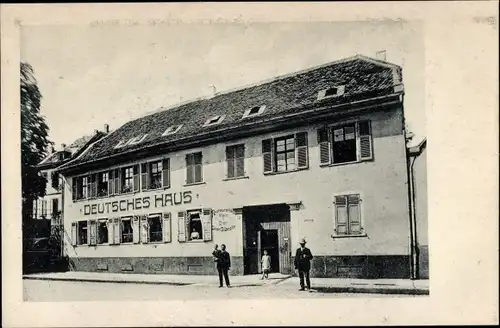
<box><xmin>405</xmin><ymin>139</ymin><xmax>416</xmax><ymax>280</ymax></box>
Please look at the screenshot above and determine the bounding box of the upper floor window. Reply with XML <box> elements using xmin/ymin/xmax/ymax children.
<box><xmin>317</xmin><ymin>85</ymin><xmax>345</xmax><ymax>100</ymax></box>
<box><xmin>203</xmin><ymin>115</ymin><xmax>225</xmax><ymax>127</ymax></box>
<box><xmin>121</xmin><ymin>165</ymin><xmax>139</xmax><ymax>193</ymax></box>
<box><xmin>81</xmin><ymin>176</ymin><xmax>89</xmax><ymax>199</ymax></box>
<box><xmin>98</xmin><ymin>172</ymin><xmax>109</xmax><ymax>197</ymax></box>
<box><xmin>141</xmin><ymin>159</ymin><xmax>170</xmax><ymax>190</ymax></box>
<box><xmin>262</xmin><ymin>132</ymin><xmax>309</xmax><ymax>174</ymax></box>
<box><xmin>318</xmin><ymin>120</ymin><xmax>373</xmax><ymax>166</ymax></box>
<box><xmin>242</xmin><ymin>105</ymin><xmax>266</xmax><ymax>119</ymax></box>
<box><xmin>333</xmin><ymin>194</ymin><xmax>364</xmax><ymax>237</ymax></box>
<box><xmin>186</xmin><ymin>152</ymin><xmax>203</xmax><ymax>185</ymax></box>
<box><xmin>162</xmin><ymin>124</ymin><xmax>183</xmax><ymax>137</ymax></box>
<box><xmin>226</xmin><ymin>144</ymin><xmax>245</xmax><ymax>179</ymax></box>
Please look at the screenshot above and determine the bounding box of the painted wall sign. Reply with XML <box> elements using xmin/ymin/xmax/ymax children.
<box><xmin>212</xmin><ymin>209</ymin><xmax>237</xmax><ymax>232</ymax></box>
<box><xmin>83</xmin><ymin>191</ymin><xmax>192</xmax><ymax>216</ymax></box>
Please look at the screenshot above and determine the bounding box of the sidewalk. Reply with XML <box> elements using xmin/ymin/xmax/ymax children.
<box><xmin>23</xmin><ymin>271</ymin><xmax>429</xmax><ymax>295</ymax></box>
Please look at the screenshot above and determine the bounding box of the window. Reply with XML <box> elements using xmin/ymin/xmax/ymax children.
<box><xmin>58</xmin><ymin>176</ymin><xmax>63</xmax><ymax>191</ymax></box>
<box><xmin>121</xmin><ymin>217</ymin><xmax>133</xmax><ymax>243</ymax></box>
<box><xmin>317</xmin><ymin>85</ymin><xmax>345</xmax><ymax>100</ymax></box>
<box><xmin>97</xmin><ymin>219</ymin><xmax>108</xmax><ymax>244</ymax></box>
<box><xmin>52</xmin><ymin>199</ymin><xmax>59</xmax><ymax>217</ymax></box>
<box><xmin>242</xmin><ymin>105</ymin><xmax>266</xmax><ymax>118</ymax></box>
<box><xmin>41</xmin><ymin>200</ymin><xmax>47</xmax><ymax>218</ymax></box>
<box><xmin>129</xmin><ymin>134</ymin><xmax>148</xmax><ymax>145</ymax></box>
<box><xmin>262</xmin><ymin>132</ymin><xmax>309</xmax><ymax>174</ymax></box>
<box><xmin>187</xmin><ymin>211</ymin><xmax>202</xmax><ymax>241</ymax></box>
<box><xmin>162</xmin><ymin>124</ymin><xmax>183</xmax><ymax>136</ymax></box>
<box><xmin>150</xmin><ymin>161</ymin><xmax>163</xmax><ymax>189</ymax></box>
<box><xmin>78</xmin><ymin>176</ymin><xmax>89</xmax><ymax>199</ymax></box>
<box><xmin>186</xmin><ymin>152</ymin><xmax>203</xmax><ymax>184</ymax></box>
<box><xmin>141</xmin><ymin>159</ymin><xmax>170</xmax><ymax>190</ymax></box>
<box><xmin>226</xmin><ymin>144</ymin><xmax>245</xmax><ymax>178</ymax></box>
<box><xmin>121</xmin><ymin>165</ymin><xmax>139</xmax><ymax>193</ymax></box>
<box><xmin>203</xmin><ymin>115</ymin><xmax>225</xmax><ymax>127</ymax></box>
<box><xmin>77</xmin><ymin>221</ymin><xmax>88</xmax><ymax>245</ymax></box>
<box><xmin>318</xmin><ymin>120</ymin><xmax>373</xmax><ymax>166</ymax></box>
<box><xmin>98</xmin><ymin>172</ymin><xmax>109</xmax><ymax>197</ymax></box>
<box><xmin>177</xmin><ymin>209</ymin><xmax>212</xmax><ymax>242</ymax></box>
<box><xmin>333</xmin><ymin>194</ymin><xmax>364</xmax><ymax>236</ymax></box>
<box><xmin>148</xmin><ymin>215</ymin><xmax>163</xmax><ymax>242</ymax></box>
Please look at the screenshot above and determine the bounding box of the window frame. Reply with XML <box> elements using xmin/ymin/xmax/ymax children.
<box><xmin>242</xmin><ymin>105</ymin><xmax>266</xmax><ymax>119</ymax></box>
<box><xmin>162</xmin><ymin>124</ymin><xmax>183</xmax><ymax>137</ymax></box>
<box><xmin>120</xmin><ymin>216</ymin><xmax>134</xmax><ymax>244</ymax></box>
<box><xmin>147</xmin><ymin>214</ymin><xmax>163</xmax><ymax>243</ymax></box>
<box><xmin>77</xmin><ymin>220</ymin><xmax>88</xmax><ymax>245</ymax></box>
<box><xmin>317</xmin><ymin>85</ymin><xmax>346</xmax><ymax>100</ymax></box>
<box><xmin>225</xmin><ymin>143</ymin><xmax>246</xmax><ymax>179</ymax></box>
<box><xmin>274</xmin><ymin>134</ymin><xmax>297</xmax><ymax>173</ymax></box>
<box><xmin>186</xmin><ymin>210</ymin><xmax>204</xmax><ymax>242</ymax></box>
<box><xmin>332</xmin><ymin>192</ymin><xmax>367</xmax><ymax>238</ymax></box>
<box><xmin>149</xmin><ymin>160</ymin><xmax>163</xmax><ymax>190</ymax></box>
<box><xmin>96</xmin><ymin>218</ymin><xmax>109</xmax><ymax>245</ymax></box>
<box><xmin>185</xmin><ymin>152</ymin><xmax>203</xmax><ymax>185</ymax></box>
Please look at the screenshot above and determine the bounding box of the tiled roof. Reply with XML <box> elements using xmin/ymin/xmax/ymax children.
<box><xmin>63</xmin><ymin>55</ymin><xmax>403</xmax><ymax>170</ymax></box>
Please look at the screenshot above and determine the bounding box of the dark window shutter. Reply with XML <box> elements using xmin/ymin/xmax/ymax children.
<box><xmin>91</xmin><ymin>174</ymin><xmax>98</xmax><ymax>198</ymax></box>
<box><xmin>194</xmin><ymin>163</ymin><xmax>203</xmax><ymax>183</ymax></box>
<box><xmin>186</xmin><ymin>155</ymin><xmax>193</xmax><ymax>185</ymax></box>
<box><xmin>236</xmin><ymin>145</ymin><xmax>245</xmax><ymax>177</ymax></box>
<box><xmin>108</xmin><ymin>170</ymin><xmax>115</xmax><ymax>196</ymax></box>
<box><xmin>262</xmin><ymin>139</ymin><xmax>274</xmax><ymax>173</ymax></box>
<box><xmin>133</xmin><ymin>165</ymin><xmax>140</xmax><ymax>192</ymax></box>
<box><xmin>358</xmin><ymin>121</ymin><xmax>373</xmax><ymax>160</ymax></box>
<box><xmin>162</xmin><ymin>158</ymin><xmax>170</xmax><ymax>188</ymax></box>
<box><xmin>72</xmin><ymin>178</ymin><xmax>77</xmax><ymax>201</ymax></box>
<box><xmin>141</xmin><ymin>163</ymin><xmax>149</xmax><ymax>191</ymax></box>
<box><xmin>226</xmin><ymin>146</ymin><xmax>235</xmax><ymax>179</ymax></box>
<box><xmin>318</xmin><ymin>128</ymin><xmax>331</xmax><ymax>165</ymax></box>
<box><xmin>295</xmin><ymin>132</ymin><xmax>309</xmax><ymax>169</ymax></box>
<box><xmin>114</xmin><ymin>169</ymin><xmax>121</xmax><ymax>194</ymax></box>
<box><xmin>177</xmin><ymin>211</ymin><xmax>186</xmax><ymax>242</ymax></box>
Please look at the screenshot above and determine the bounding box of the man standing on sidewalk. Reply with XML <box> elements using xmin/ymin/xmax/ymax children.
<box><xmin>294</xmin><ymin>238</ymin><xmax>313</xmax><ymax>291</ymax></box>
<box><xmin>217</xmin><ymin>244</ymin><xmax>231</xmax><ymax>288</ymax></box>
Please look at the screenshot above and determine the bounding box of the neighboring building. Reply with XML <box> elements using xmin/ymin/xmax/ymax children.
<box><xmin>408</xmin><ymin>138</ymin><xmax>428</xmax><ymax>279</ymax></box>
<box><xmin>58</xmin><ymin>54</ymin><xmax>425</xmax><ymax>279</ymax></box>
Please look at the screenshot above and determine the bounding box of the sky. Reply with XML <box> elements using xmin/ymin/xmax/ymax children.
<box><xmin>21</xmin><ymin>21</ymin><xmax>425</xmax><ymax>149</ymax></box>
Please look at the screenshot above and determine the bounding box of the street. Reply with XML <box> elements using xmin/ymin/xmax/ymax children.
<box><xmin>23</xmin><ymin>279</ymin><xmax>420</xmax><ymax>301</ymax></box>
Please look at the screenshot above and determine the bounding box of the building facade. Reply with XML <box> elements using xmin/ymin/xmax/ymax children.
<box><xmin>58</xmin><ymin>55</ymin><xmax>424</xmax><ymax>279</ymax></box>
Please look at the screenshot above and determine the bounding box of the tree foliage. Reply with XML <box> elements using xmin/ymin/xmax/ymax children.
<box><xmin>21</xmin><ymin>62</ymin><xmax>52</xmax><ymax>218</ymax></box>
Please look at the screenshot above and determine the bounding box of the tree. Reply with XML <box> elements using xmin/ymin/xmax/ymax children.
<box><xmin>21</xmin><ymin>62</ymin><xmax>52</xmax><ymax>223</ymax></box>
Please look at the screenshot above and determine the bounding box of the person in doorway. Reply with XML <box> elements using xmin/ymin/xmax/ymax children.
<box><xmin>190</xmin><ymin>228</ymin><xmax>200</xmax><ymax>240</ymax></box>
<box><xmin>260</xmin><ymin>249</ymin><xmax>271</xmax><ymax>280</ymax></box>
<box><xmin>294</xmin><ymin>238</ymin><xmax>313</xmax><ymax>291</ymax></box>
<box><xmin>217</xmin><ymin>244</ymin><xmax>231</xmax><ymax>288</ymax></box>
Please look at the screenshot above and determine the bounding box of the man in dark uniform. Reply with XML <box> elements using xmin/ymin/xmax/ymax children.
<box><xmin>217</xmin><ymin>244</ymin><xmax>231</xmax><ymax>288</ymax></box>
<box><xmin>294</xmin><ymin>238</ymin><xmax>313</xmax><ymax>291</ymax></box>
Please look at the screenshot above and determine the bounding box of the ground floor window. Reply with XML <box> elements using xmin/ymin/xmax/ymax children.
<box><xmin>334</xmin><ymin>194</ymin><xmax>363</xmax><ymax>236</ymax></box>
<box><xmin>97</xmin><ymin>219</ymin><xmax>108</xmax><ymax>244</ymax></box>
<box><xmin>121</xmin><ymin>217</ymin><xmax>133</xmax><ymax>243</ymax></box>
<box><xmin>148</xmin><ymin>215</ymin><xmax>163</xmax><ymax>242</ymax></box>
<box><xmin>187</xmin><ymin>211</ymin><xmax>202</xmax><ymax>240</ymax></box>
<box><xmin>77</xmin><ymin>221</ymin><xmax>88</xmax><ymax>245</ymax></box>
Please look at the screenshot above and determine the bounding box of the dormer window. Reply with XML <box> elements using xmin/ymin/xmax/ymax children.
<box><xmin>114</xmin><ymin>140</ymin><xmax>129</xmax><ymax>149</ymax></box>
<box><xmin>128</xmin><ymin>134</ymin><xmax>148</xmax><ymax>145</ymax></box>
<box><xmin>317</xmin><ymin>85</ymin><xmax>346</xmax><ymax>100</ymax></box>
<box><xmin>203</xmin><ymin>115</ymin><xmax>225</xmax><ymax>127</ymax></box>
<box><xmin>242</xmin><ymin>105</ymin><xmax>266</xmax><ymax>119</ymax></box>
<box><xmin>162</xmin><ymin>124</ymin><xmax>183</xmax><ymax>137</ymax></box>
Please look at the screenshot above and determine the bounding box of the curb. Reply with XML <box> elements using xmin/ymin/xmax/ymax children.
<box><xmin>22</xmin><ymin>276</ymin><xmax>192</xmax><ymax>286</ymax></box>
<box><xmin>313</xmin><ymin>286</ymin><xmax>429</xmax><ymax>295</ymax></box>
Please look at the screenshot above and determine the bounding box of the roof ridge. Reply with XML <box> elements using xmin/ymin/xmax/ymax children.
<box><xmin>131</xmin><ymin>54</ymin><xmax>388</xmax><ymax>121</ymax></box>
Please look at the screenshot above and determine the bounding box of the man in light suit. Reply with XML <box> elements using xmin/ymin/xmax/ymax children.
<box><xmin>294</xmin><ymin>238</ymin><xmax>313</xmax><ymax>291</ymax></box>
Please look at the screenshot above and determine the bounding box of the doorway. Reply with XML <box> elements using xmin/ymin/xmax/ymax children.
<box><xmin>242</xmin><ymin>204</ymin><xmax>291</xmax><ymax>275</ymax></box>
<box><xmin>260</xmin><ymin>229</ymin><xmax>279</xmax><ymax>273</ymax></box>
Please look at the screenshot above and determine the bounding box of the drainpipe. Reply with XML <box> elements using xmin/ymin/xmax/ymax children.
<box><xmin>60</xmin><ymin>177</ymin><xmax>65</xmax><ymax>258</ymax></box>
<box><xmin>408</xmin><ymin>155</ymin><xmax>419</xmax><ymax>279</ymax></box>
<box><xmin>405</xmin><ymin>146</ymin><xmax>416</xmax><ymax>279</ymax></box>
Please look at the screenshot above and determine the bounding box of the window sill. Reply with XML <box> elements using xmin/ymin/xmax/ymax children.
<box><xmin>223</xmin><ymin>176</ymin><xmax>249</xmax><ymax>181</ymax></box>
<box><xmin>331</xmin><ymin>233</ymin><xmax>368</xmax><ymax>239</ymax></box>
<box><xmin>263</xmin><ymin>168</ymin><xmax>309</xmax><ymax>176</ymax></box>
<box><xmin>143</xmin><ymin>186</ymin><xmax>170</xmax><ymax>192</ymax></box>
<box><xmin>184</xmin><ymin>182</ymin><xmax>206</xmax><ymax>187</ymax></box>
<box><xmin>320</xmin><ymin>159</ymin><xmax>373</xmax><ymax>168</ymax></box>
<box><xmin>186</xmin><ymin>239</ymin><xmax>206</xmax><ymax>243</ymax></box>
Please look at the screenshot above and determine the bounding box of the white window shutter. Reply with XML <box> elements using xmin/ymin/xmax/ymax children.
<box><xmin>334</xmin><ymin>196</ymin><xmax>348</xmax><ymax>235</ymax></box>
<box><xmin>132</xmin><ymin>216</ymin><xmax>140</xmax><ymax>244</ymax></box>
<box><xmin>163</xmin><ymin>212</ymin><xmax>172</xmax><ymax>243</ymax></box>
<box><xmin>177</xmin><ymin>211</ymin><xmax>186</xmax><ymax>242</ymax></box>
<box><xmin>113</xmin><ymin>218</ymin><xmax>121</xmax><ymax>244</ymax></box>
<box><xmin>358</xmin><ymin>121</ymin><xmax>373</xmax><ymax>161</ymax></box>
<box><xmin>89</xmin><ymin>220</ymin><xmax>97</xmax><ymax>246</ymax></box>
<box><xmin>107</xmin><ymin>218</ymin><xmax>114</xmax><ymax>245</ymax></box>
<box><xmin>140</xmin><ymin>215</ymin><xmax>149</xmax><ymax>243</ymax></box>
<box><xmin>71</xmin><ymin>222</ymin><xmax>77</xmax><ymax>246</ymax></box>
<box><xmin>202</xmin><ymin>209</ymin><xmax>213</xmax><ymax>241</ymax></box>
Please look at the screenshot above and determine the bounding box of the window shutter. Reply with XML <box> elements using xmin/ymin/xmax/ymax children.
<box><xmin>236</xmin><ymin>145</ymin><xmax>245</xmax><ymax>177</ymax></box>
<box><xmin>358</xmin><ymin>121</ymin><xmax>373</xmax><ymax>161</ymax></box>
<box><xmin>71</xmin><ymin>222</ymin><xmax>77</xmax><ymax>246</ymax></box>
<box><xmin>91</xmin><ymin>174</ymin><xmax>97</xmax><ymax>198</ymax></box>
<box><xmin>162</xmin><ymin>158</ymin><xmax>170</xmax><ymax>188</ymax></box>
<box><xmin>262</xmin><ymin>139</ymin><xmax>274</xmax><ymax>173</ymax></box>
<box><xmin>89</xmin><ymin>220</ymin><xmax>97</xmax><ymax>245</ymax></box>
<box><xmin>141</xmin><ymin>163</ymin><xmax>149</xmax><ymax>191</ymax></box>
<box><xmin>226</xmin><ymin>147</ymin><xmax>235</xmax><ymax>179</ymax></box>
<box><xmin>108</xmin><ymin>170</ymin><xmax>115</xmax><ymax>196</ymax></box>
<box><xmin>202</xmin><ymin>209</ymin><xmax>213</xmax><ymax>241</ymax></box>
<box><xmin>347</xmin><ymin>195</ymin><xmax>362</xmax><ymax>234</ymax></box>
<box><xmin>163</xmin><ymin>212</ymin><xmax>172</xmax><ymax>243</ymax></box>
<box><xmin>132</xmin><ymin>216</ymin><xmax>140</xmax><ymax>244</ymax></box>
<box><xmin>107</xmin><ymin>218</ymin><xmax>115</xmax><ymax>244</ymax></box>
<box><xmin>140</xmin><ymin>215</ymin><xmax>149</xmax><ymax>243</ymax></box>
<box><xmin>194</xmin><ymin>153</ymin><xmax>203</xmax><ymax>183</ymax></box>
<box><xmin>177</xmin><ymin>211</ymin><xmax>186</xmax><ymax>242</ymax></box>
<box><xmin>186</xmin><ymin>155</ymin><xmax>193</xmax><ymax>185</ymax></box>
<box><xmin>133</xmin><ymin>165</ymin><xmax>140</xmax><ymax>192</ymax></box>
<box><xmin>72</xmin><ymin>178</ymin><xmax>77</xmax><ymax>201</ymax></box>
<box><xmin>318</xmin><ymin>128</ymin><xmax>331</xmax><ymax>165</ymax></box>
<box><xmin>114</xmin><ymin>169</ymin><xmax>121</xmax><ymax>194</ymax></box>
<box><xmin>334</xmin><ymin>196</ymin><xmax>348</xmax><ymax>235</ymax></box>
<box><xmin>295</xmin><ymin>132</ymin><xmax>309</xmax><ymax>169</ymax></box>
<box><xmin>113</xmin><ymin>218</ymin><xmax>121</xmax><ymax>244</ymax></box>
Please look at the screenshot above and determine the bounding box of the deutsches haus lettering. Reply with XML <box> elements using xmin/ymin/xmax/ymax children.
<box><xmin>83</xmin><ymin>191</ymin><xmax>192</xmax><ymax>215</ymax></box>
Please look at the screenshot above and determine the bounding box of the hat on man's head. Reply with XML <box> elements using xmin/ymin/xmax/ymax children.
<box><xmin>299</xmin><ymin>238</ymin><xmax>307</xmax><ymax>244</ymax></box>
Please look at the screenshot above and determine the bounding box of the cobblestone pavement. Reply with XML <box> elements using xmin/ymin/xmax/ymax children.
<box><xmin>23</xmin><ymin>279</ymin><xmax>422</xmax><ymax>301</ymax></box>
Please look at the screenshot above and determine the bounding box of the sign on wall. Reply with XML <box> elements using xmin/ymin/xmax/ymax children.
<box><xmin>82</xmin><ymin>191</ymin><xmax>192</xmax><ymax>216</ymax></box>
<box><xmin>212</xmin><ymin>209</ymin><xmax>237</xmax><ymax>232</ymax></box>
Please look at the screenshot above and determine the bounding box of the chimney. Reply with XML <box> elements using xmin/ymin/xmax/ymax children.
<box><xmin>208</xmin><ymin>85</ymin><xmax>217</xmax><ymax>98</ymax></box>
<box><xmin>376</xmin><ymin>50</ymin><xmax>387</xmax><ymax>61</ymax></box>
<box><xmin>104</xmin><ymin>123</ymin><xmax>110</xmax><ymax>134</ymax></box>
<box><xmin>61</xmin><ymin>143</ymin><xmax>66</xmax><ymax>150</ymax></box>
